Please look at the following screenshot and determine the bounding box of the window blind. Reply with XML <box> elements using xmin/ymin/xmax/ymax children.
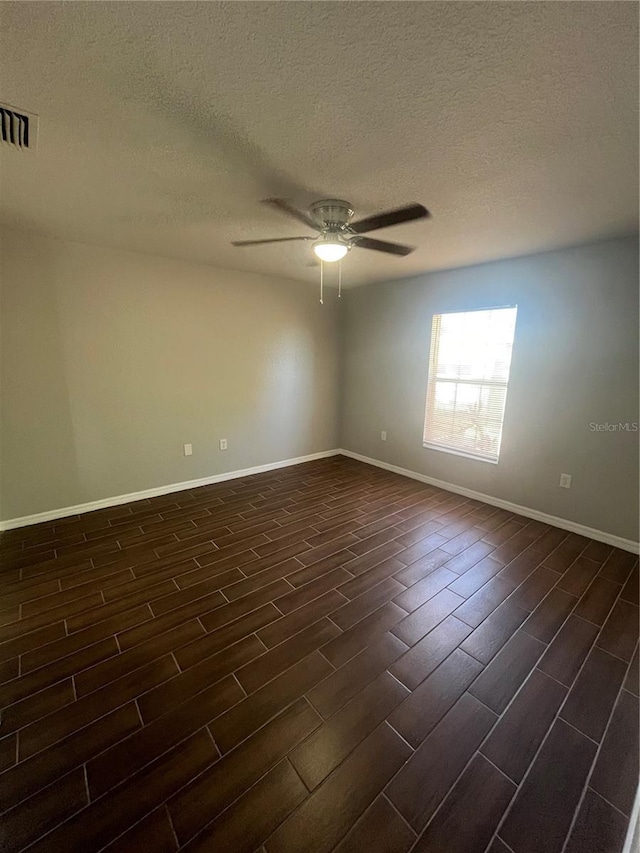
<box><xmin>423</xmin><ymin>306</ymin><xmax>518</xmax><ymax>463</ymax></box>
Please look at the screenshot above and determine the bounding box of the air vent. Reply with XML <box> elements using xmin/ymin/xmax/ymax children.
<box><xmin>0</xmin><ymin>103</ymin><xmax>38</xmax><ymax>150</ymax></box>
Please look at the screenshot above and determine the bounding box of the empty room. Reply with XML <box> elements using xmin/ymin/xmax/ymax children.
<box><xmin>0</xmin><ymin>3</ymin><xmax>638</xmax><ymax>852</ymax></box>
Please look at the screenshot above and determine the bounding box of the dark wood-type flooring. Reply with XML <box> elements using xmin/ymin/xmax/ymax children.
<box><xmin>0</xmin><ymin>455</ymin><xmax>638</xmax><ymax>853</ymax></box>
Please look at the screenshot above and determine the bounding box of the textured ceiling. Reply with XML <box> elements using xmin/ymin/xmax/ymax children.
<box><xmin>0</xmin><ymin>2</ymin><xmax>637</xmax><ymax>286</ymax></box>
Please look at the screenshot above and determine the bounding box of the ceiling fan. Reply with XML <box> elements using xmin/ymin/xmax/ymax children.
<box><xmin>232</xmin><ymin>198</ymin><xmax>431</xmax><ymax>263</ymax></box>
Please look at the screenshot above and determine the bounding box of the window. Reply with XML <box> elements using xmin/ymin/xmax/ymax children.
<box><xmin>423</xmin><ymin>306</ymin><xmax>517</xmax><ymax>463</ymax></box>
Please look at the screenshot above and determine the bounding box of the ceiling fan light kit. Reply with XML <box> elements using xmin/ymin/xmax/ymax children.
<box><xmin>313</xmin><ymin>235</ymin><xmax>349</xmax><ymax>262</ymax></box>
<box><xmin>232</xmin><ymin>197</ymin><xmax>430</xmax><ymax>302</ymax></box>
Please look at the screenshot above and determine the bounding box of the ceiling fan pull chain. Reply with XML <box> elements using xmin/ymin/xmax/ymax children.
<box><xmin>338</xmin><ymin>260</ymin><xmax>342</xmax><ymax>298</ymax></box>
<box><xmin>320</xmin><ymin>260</ymin><xmax>324</xmax><ymax>305</ymax></box>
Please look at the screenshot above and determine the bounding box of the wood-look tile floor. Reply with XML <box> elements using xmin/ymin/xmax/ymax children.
<box><xmin>1</xmin><ymin>456</ymin><xmax>638</xmax><ymax>853</ymax></box>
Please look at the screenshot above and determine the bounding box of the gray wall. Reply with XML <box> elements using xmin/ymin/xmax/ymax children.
<box><xmin>2</xmin><ymin>228</ymin><xmax>638</xmax><ymax>542</ymax></box>
<box><xmin>340</xmin><ymin>237</ymin><xmax>639</xmax><ymax>542</ymax></box>
<box><xmin>0</xmin><ymin>228</ymin><xmax>339</xmax><ymax>520</ymax></box>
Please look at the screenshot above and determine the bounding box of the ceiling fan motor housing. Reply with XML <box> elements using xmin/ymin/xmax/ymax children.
<box><xmin>309</xmin><ymin>199</ymin><xmax>354</xmax><ymax>230</ymax></box>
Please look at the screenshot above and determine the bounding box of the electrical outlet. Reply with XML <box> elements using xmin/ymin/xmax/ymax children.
<box><xmin>219</xmin><ymin>439</ymin><xmax>228</xmax><ymax>451</ymax></box>
<box><xmin>559</xmin><ymin>473</ymin><xmax>572</xmax><ymax>489</ymax></box>
<box><xmin>381</xmin><ymin>431</ymin><xmax>387</xmax><ymax>441</ymax></box>
<box><xmin>183</xmin><ymin>443</ymin><xmax>192</xmax><ymax>457</ymax></box>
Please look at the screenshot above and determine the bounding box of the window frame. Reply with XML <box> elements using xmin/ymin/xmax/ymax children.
<box><xmin>422</xmin><ymin>305</ymin><xmax>518</xmax><ymax>465</ymax></box>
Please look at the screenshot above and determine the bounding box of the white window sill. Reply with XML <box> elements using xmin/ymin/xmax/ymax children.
<box><xmin>422</xmin><ymin>442</ymin><xmax>499</xmax><ymax>465</ymax></box>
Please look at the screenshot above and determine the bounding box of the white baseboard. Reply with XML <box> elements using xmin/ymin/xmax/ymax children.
<box><xmin>0</xmin><ymin>449</ymin><xmax>341</xmax><ymax>532</ymax></box>
<box><xmin>622</xmin><ymin>781</ymin><xmax>640</xmax><ymax>853</ymax></box>
<box><xmin>339</xmin><ymin>449</ymin><xmax>640</xmax><ymax>555</ymax></box>
<box><xmin>4</xmin><ymin>447</ymin><xmax>639</xmax><ymax>555</ymax></box>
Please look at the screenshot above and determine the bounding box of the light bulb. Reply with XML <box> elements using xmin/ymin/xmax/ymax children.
<box><xmin>313</xmin><ymin>240</ymin><xmax>348</xmax><ymax>262</ymax></box>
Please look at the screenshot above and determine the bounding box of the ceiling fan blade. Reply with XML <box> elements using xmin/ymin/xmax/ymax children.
<box><xmin>350</xmin><ymin>203</ymin><xmax>430</xmax><ymax>234</ymax></box>
<box><xmin>352</xmin><ymin>236</ymin><xmax>414</xmax><ymax>256</ymax></box>
<box><xmin>261</xmin><ymin>198</ymin><xmax>319</xmax><ymax>230</ymax></box>
<box><xmin>232</xmin><ymin>236</ymin><xmax>314</xmax><ymax>246</ymax></box>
